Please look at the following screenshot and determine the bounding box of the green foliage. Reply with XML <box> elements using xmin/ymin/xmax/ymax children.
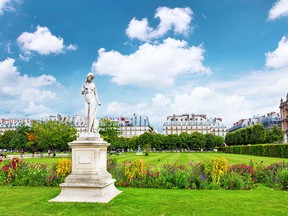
<box><xmin>225</xmin><ymin>124</ymin><xmax>284</xmax><ymax>146</ymax></box>
<box><xmin>32</xmin><ymin>121</ymin><xmax>77</xmax><ymax>151</ymax></box>
<box><xmin>0</xmin><ymin>157</ymin><xmax>70</xmax><ymax>186</ymax></box>
<box><xmin>251</xmin><ymin>124</ymin><xmax>266</xmax><ymax>144</ymax></box>
<box><xmin>221</xmin><ymin>144</ymin><xmax>288</xmax><ymax>158</ymax></box>
<box><xmin>107</xmin><ymin>158</ymin><xmax>288</xmax><ymax>191</ymax></box>
<box><xmin>99</xmin><ymin>118</ymin><xmax>121</xmax><ymax>148</ymax></box>
<box><xmin>108</xmin><ymin>158</ymin><xmax>257</xmax><ymax>190</ymax></box>
<box><xmin>266</xmin><ymin>126</ymin><xmax>284</xmax><ymax>143</ymax></box>
<box><xmin>0</xmin><ymin>130</ymin><xmax>17</xmax><ymax>149</ymax></box>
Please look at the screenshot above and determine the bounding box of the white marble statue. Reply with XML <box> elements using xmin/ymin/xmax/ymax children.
<box><xmin>81</xmin><ymin>72</ymin><xmax>101</xmax><ymax>133</ymax></box>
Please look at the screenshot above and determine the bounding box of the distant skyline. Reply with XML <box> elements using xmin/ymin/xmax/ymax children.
<box><xmin>0</xmin><ymin>0</ymin><xmax>288</xmax><ymax>131</ymax></box>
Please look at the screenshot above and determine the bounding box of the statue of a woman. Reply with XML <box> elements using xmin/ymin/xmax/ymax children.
<box><xmin>81</xmin><ymin>72</ymin><xmax>101</xmax><ymax>133</ymax></box>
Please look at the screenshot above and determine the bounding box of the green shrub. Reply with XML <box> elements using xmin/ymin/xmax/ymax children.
<box><xmin>221</xmin><ymin>144</ymin><xmax>288</xmax><ymax>158</ymax></box>
<box><xmin>220</xmin><ymin>172</ymin><xmax>246</xmax><ymax>190</ymax></box>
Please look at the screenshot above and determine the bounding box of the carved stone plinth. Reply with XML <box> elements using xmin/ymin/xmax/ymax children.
<box><xmin>49</xmin><ymin>133</ymin><xmax>122</xmax><ymax>203</ymax></box>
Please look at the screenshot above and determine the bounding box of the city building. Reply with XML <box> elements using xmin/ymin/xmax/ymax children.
<box><xmin>227</xmin><ymin>112</ymin><xmax>282</xmax><ymax>133</ymax></box>
<box><xmin>116</xmin><ymin>113</ymin><xmax>152</xmax><ymax>138</ymax></box>
<box><xmin>0</xmin><ymin>118</ymin><xmax>32</xmax><ymax>135</ymax></box>
<box><xmin>280</xmin><ymin>93</ymin><xmax>288</xmax><ymax>143</ymax></box>
<box><xmin>163</xmin><ymin>114</ymin><xmax>227</xmax><ymax>137</ymax></box>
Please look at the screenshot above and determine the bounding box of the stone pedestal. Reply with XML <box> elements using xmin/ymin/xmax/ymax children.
<box><xmin>49</xmin><ymin>133</ymin><xmax>122</xmax><ymax>203</ymax></box>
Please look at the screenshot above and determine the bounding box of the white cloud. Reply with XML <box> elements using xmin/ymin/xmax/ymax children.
<box><xmin>268</xmin><ymin>0</ymin><xmax>288</xmax><ymax>20</ymax></box>
<box><xmin>4</xmin><ymin>40</ymin><xmax>12</xmax><ymax>54</ymax></box>
<box><xmin>23</xmin><ymin>101</ymin><xmax>52</xmax><ymax>118</ymax></box>
<box><xmin>126</xmin><ymin>7</ymin><xmax>193</xmax><ymax>41</ymax></box>
<box><xmin>92</xmin><ymin>38</ymin><xmax>210</xmax><ymax>88</ymax></box>
<box><xmin>105</xmin><ymin>68</ymin><xmax>288</xmax><ymax>131</ymax></box>
<box><xmin>66</xmin><ymin>44</ymin><xmax>78</xmax><ymax>51</ymax></box>
<box><xmin>17</xmin><ymin>26</ymin><xmax>77</xmax><ymax>60</ymax></box>
<box><xmin>265</xmin><ymin>36</ymin><xmax>288</xmax><ymax>68</ymax></box>
<box><xmin>0</xmin><ymin>58</ymin><xmax>59</xmax><ymax>117</ymax></box>
<box><xmin>0</xmin><ymin>0</ymin><xmax>19</xmax><ymax>15</ymax></box>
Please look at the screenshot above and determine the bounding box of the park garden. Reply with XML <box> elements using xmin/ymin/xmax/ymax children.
<box><xmin>0</xmin><ymin>120</ymin><xmax>288</xmax><ymax>215</ymax></box>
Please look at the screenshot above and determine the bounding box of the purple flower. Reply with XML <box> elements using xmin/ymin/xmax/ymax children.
<box><xmin>201</xmin><ymin>174</ymin><xmax>207</xmax><ymax>181</ymax></box>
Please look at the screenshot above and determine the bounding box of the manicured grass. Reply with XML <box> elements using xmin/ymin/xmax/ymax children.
<box><xmin>110</xmin><ymin>152</ymin><xmax>288</xmax><ymax>166</ymax></box>
<box><xmin>17</xmin><ymin>152</ymin><xmax>288</xmax><ymax>169</ymax></box>
<box><xmin>23</xmin><ymin>157</ymin><xmax>71</xmax><ymax>168</ymax></box>
<box><xmin>0</xmin><ymin>186</ymin><xmax>287</xmax><ymax>216</ymax></box>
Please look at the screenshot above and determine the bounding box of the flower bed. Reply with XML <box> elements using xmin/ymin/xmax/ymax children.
<box><xmin>1</xmin><ymin>157</ymin><xmax>287</xmax><ymax>190</ymax></box>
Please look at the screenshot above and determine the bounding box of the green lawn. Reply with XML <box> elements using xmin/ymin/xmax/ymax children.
<box><xmin>110</xmin><ymin>152</ymin><xmax>288</xmax><ymax>166</ymax></box>
<box><xmin>0</xmin><ymin>186</ymin><xmax>287</xmax><ymax>216</ymax></box>
<box><xmin>2</xmin><ymin>153</ymin><xmax>288</xmax><ymax>215</ymax></box>
<box><xmin>18</xmin><ymin>152</ymin><xmax>288</xmax><ymax>168</ymax></box>
<box><xmin>23</xmin><ymin>157</ymin><xmax>70</xmax><ymax>168</ymax></box>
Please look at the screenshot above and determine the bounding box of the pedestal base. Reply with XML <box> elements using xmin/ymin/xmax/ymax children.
<box><xmin>49</xmin><ymin>133</ymin><xmax>122</xmax><ymax>203</ymax></box>
<box><xmin>49</xmin><ymin>179</ymin><xmax>122</xmax><ymax>203</ymax></box>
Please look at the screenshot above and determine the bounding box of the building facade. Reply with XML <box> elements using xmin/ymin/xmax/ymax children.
<box><xmin>280</xmin><ymin>93</ymin><xmax>288</xmax><ymax>143</ymax></box>
<box><xmin>0</xmin><ymin>118</ymin><xmax>32</xmax><ymax>135</ymax></box>
<box><xmin>163</xmin><ymin>114</ymin><xmax>227</xmax><ymax>137</ymax></box>
<box><xmin>116</xmin><ymin>114</ymin><xmax>152</xmax><ymax>138</ymax></box>
<box><xmin>227</xmin><ymin>112</ymin><xmax>282</xmax><ymax>133</ymax></box>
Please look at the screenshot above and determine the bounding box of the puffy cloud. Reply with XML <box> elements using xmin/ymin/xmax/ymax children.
<box><xmin>17</xmin><ymin>26</ymin><xmax>77</xmax><ymax>60</ymax></box>
<box><xmin>0</xmin><ymin>0</ymin><xmax>19</xmax><ymax>15</ymax></box>
<box><xmin>105</xmin><ymin>68</ymin><xmax>288</xmax><ymax>131</ymax></box>
<box><xmin>265</xmin><ymin>36</ymin><xmax>288</xmax><ymax>68</ymax></box>
<box><xmin>23</xmin><ymin>101</ymin><xmax>52</xmax><ymax>118</ymax></box>
<box><xmin>0</xmin><ymin>58</ymin><xmax>59</xmax><ymax>117</ymax></box>
<box><xmin>92</xmin><ymin>38</ymin><xmax>210</xmax><ymax>88</ymax></box>
<box><xmin>268</xmin><ymin>0</ymin><xmax>288</xmax><ymax>20</ymax></box>
<box><xmin>126</xmin><ymin>7</ymin><xmax>193</xmax><ymax>41</ymax></box>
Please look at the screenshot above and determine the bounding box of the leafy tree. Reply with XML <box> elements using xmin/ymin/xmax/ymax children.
<box><xmin>127</xmin><ymin>136</ymin><xmax>138</xmax><ymax>150</ymax></box>
<box><xmin>164</xmin><ymin>134</ymin><xmax>180</xmax><ymax>150</ymax></box>
<box><xmin>136</xmin><ymin>132</ymin><xmax>154</xmax><ymax>147</ymax></box>
<box><xmin>225</xmin><ymin>132</ymin><xmax>234</xmax><ymax>146</ymax></box>
<box><xmin>205</xmin><ymin>134</ymin><xmax>216</xmax><ymax>149</ymax></box>
<box><xmin>214</xmin><ymin>135</ymin><xmax>225</xmax><ymax>147</ymax></box>
<box><xmin>234</xmin><ymin>130</ymin><xmax>242</xmax><ymax>145</ymax></box>
<box><xmin>251</xmin><ymin>124</ymin><xmax>266</xmax><ymax>144</ymax></box>
<box><xmin>0</xmin><ymin>130</ymin><xmax>17</xmax><ymax>150</ymax></box>
<box><xmin>179</xmin><ymin>132</ymin><xmax>190</xmax><ymax>149</ymax></box>
<box><xmin>189</xmin><ymin>132</ymin><xmax>206</xmax><ymax>150</ymax></box>
<box><xmin>150</xmin><ymin>134</ymin><xmax>165</xmax><ymax>150</ymax></box>
<box><xmin>99</xmin><ymin>119</ymin><xmax>121</xmax><ymax>148</ymax></box>
<box><xmin>32</xmin><ymin>121</ymin><xmax>77</xmax><ymax>151</ymax></box>
<box><xmin>266</xmin><ymin>126</ymin><xmax>284</xmax><ymax>143</ymax></box>
<box><xmin>10</xmin><ymin>124</ymin><xmax>32</xmax><ymax>150</ymax></box>
<box><xmin>0</xmin><ymin>134</ymin><xmax>2</xmax><ymax>148</ymax></box>
<box><xmin>245</xmin><ymin>126</ymin><xmax>252</xmax><ymax>144</ymax></box>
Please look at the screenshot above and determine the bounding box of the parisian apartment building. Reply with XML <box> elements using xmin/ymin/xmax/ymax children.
<box><xmin>115</xmin><ymin>113</ymin><xmax>152</xmax><ymax>138</ymax></box>
<box><xmin>280</xmin><ymin>93</ymin><xmax>288</xmax><ymax>143</ymax></box>
<box><xmin>227</xmin><ymin>111</ymin><xmax>282</xmax><ymax>133</ymax></box>
<box><xmin>163</xmin><ymin>114</ymin><xmax>227</xmax><ymax>137</ymax></box>
<box><xmin>0</xmin><ymin>118</ymin><xmax>32</xmax><ymax>135</ymax></box>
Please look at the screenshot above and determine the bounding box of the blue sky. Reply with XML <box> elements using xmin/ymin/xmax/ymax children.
<box><xmin>1</xmin><ymin>0</ymin><xmax>288</xmax><ymax>131</ymax></box>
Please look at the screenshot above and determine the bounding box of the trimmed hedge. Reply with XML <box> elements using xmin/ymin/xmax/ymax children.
<box><xmin>220</xmin><ymin>144</ymin><xmax>288</xmax><ymax>158</ymax></box>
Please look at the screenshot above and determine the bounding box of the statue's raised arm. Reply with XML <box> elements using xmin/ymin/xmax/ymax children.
<box><xmin>82</xmin><ymin>72</ymin><xmax>101</xmax><ymax>133</ymax></box>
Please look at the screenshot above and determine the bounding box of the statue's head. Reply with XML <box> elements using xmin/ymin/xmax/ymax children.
<box><xmin>87</xmin><ymin>72</ymin><xmax>95</xmax><ymax>78</ymax></box>
<box><xmin>86</xmin><ymin>72</ymin><xmax>95</xmax><ymax>82</ymax></box>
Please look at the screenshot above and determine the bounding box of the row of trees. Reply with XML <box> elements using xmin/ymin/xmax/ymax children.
<box><xmin>0</xmin><ymin>121</ymin><xmax>77</xmax><ymax>152</ymax></box>
<box><xmin>98</xmin><ymin>119</ymin><xmax>225</xmax><ymax>151</ymax></box>
<box><xmin>0</xmin><ymin>118</ymin><xmax>225</xmax><ymax>153</ymax></box>
<box><xmin>225</xmin><ymin>124</ymin><xmax>284</xmax><ymax>146</ymax></box>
